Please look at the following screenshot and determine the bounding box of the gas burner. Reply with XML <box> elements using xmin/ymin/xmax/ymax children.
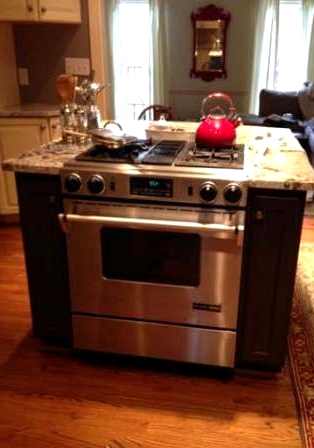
<box><xmin>75</xmin><ymin>141</ymin><xmax>151</xmax><ymax>164</ymax></box>
<box><xmin>175</xmin><ymin>143</ymin><xmax>245</xmax><ymax>169</ymax></box>
<box><xmin>192</xmin><ymin>147</ymin><xmax>239</xmax><ymax>161</ymax></box>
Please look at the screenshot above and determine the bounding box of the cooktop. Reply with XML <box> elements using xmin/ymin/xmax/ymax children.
<box><xmin>74</xmin><ymin>140</ymin><xmax>245</xmax><ymax>169</ymax></box>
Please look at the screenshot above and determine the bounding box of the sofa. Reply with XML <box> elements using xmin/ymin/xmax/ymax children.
<box><xmin>240</xmin><ymin>85</ymin><xmax>314</xmax><ymax>166</ymax></box>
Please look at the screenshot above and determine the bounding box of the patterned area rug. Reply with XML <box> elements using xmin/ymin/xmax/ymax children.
<box><xmin>304</xmin><ymin>200</ymin><xmax>314</xmax><ymax>217</ymax></box>
<box><xmin>289</xmin><ymin>242</ymin><xmax>314</xmax><ymax>448</ymax></box>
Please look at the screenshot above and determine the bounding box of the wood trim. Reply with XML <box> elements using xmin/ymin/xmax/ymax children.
<box><xmin>0</xmin><ymin>213</ymin><xmax>20</xmax><ymax>224</ymax></box>
<box><xmin>87</xmin><ymin>0</ymin><xmax>110</xmax><ymax>119</ymax></box>
<box><xmin>169</xmin><ymin>89</ymin><xmax>248</xmax><ymax>97</ymax></box>
<box><xmin>0</xmin><ymin>23</ymin><xmax>20</xmax><ymax>107</ymax></box>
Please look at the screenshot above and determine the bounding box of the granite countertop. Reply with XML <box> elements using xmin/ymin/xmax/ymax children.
<box><xmin>0</xmin><ymin>103</ymin><xmax>60</xmax><ymax>118</ymax></box>
<box><xmin>2</xmin><ymin>123</ymin><xmax>314</xmax><ymax>190</ymax></box>
<box><xmin>237</xmin><ymin>125</ymin><xmax>314</xmax><ymax>190</ymax></box>
<box><xmin>2</xmin><ymin>142</ymin><xmax>86</xmax><ymax>175</ymax></box>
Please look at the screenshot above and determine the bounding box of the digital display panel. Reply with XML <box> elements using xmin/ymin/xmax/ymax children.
<box><xmin>130</xmin><ymin>177</ymin><xmax>173</xmax><ymax>197</ymax></box>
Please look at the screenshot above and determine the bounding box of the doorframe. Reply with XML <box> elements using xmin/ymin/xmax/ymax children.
<box><xmin>87</xmin><ymin>0</ymin><xmax>111</xmax><ymax>119</ymax></box>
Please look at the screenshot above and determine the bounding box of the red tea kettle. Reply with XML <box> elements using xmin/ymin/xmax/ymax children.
<box><xmin>195</xmin><ymin>92</ymin><xmax>242</xmax><ymax>148</ymax></box>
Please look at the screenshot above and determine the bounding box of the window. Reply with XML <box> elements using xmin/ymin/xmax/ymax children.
<box><xmin>112</xmin><ymin>0</ymin><xmax>150</xmax><ymax>121</ymax></box>
<box><xmin>275</xmin><ymin>0</ymin><xmax>304</xmax><ymax>90</ymax></box>
<box><xmin>249</xmin><ymin>0</ymin><xmax>314</xmax><ymax>113</ymax></box>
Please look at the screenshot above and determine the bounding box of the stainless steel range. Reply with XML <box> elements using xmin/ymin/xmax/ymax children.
<box><xmin>59</xmin><ymin>139</ymin><xmax>248</xmax><ymax>368</ymax></box>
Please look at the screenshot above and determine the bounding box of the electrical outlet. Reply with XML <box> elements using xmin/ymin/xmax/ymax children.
<box><xmin>65</xmin><ymin>57</ymin><xmax>90</xmax><ymax>76</ymax></box>
<box><xmin>18</xmin><ymin>67</ymin><xmax>29</xmax><ymax>86</ymax></box>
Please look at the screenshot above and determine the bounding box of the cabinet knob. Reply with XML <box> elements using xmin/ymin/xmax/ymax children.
<box><xmin>40</xmin><ymin>124</ymin><xmax>47</xmax><ymax>131</ymax></box>
<box><xmin>27</xmin><ymin>3</ymin><xmax>34</xmax><ymax>12</ymax></box>
<box><xmin>254</xmin><ymin>210</ymin><xmax>264</xmax><ymax>220</ymax></box>
<box><xmin>41</xmin><ymin>6</ymin><xmax>47</xmax><ymax>13</ymax></box>
<box><xmin>49</xmin><ymin>195</ymin><xmax>56</xmax><ymax>204</ymax></box>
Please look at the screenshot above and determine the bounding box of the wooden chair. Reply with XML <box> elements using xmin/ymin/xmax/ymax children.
<box><xmin>138</xmin><ymin>104</ymin><xmax>175</xmax><ymax>121</ymax></box>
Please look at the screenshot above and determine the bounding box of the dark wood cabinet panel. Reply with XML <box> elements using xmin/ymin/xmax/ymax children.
<box><xmin>15</xmin><ymin>172</ymin><xmax>71</xmax><ymax>345</ymax></box>
<box><xmin>236</xmin><ymin>188</ymin><xmax>305</xmax><ymax>371</ymax></box>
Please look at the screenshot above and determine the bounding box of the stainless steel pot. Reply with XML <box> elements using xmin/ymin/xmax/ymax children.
<box><xmin>89</xmin><ymin>127</ymin><xmax>138</xmax><ymax>149</ymax></box>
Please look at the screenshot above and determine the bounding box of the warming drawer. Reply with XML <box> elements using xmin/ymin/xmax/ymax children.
<box><xmin>72</xmin><ymin>314</ymin><xmax>237</xmax><ymax>368</ymax></box>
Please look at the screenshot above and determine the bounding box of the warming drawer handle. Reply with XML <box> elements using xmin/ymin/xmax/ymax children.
<box><xmin>58</xmin><ymin>213</ymin><xmax>244</xmax><ymax>239</ymax></box>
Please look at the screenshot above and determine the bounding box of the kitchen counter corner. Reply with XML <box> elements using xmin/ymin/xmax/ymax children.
<box><xmin>0</xmin><ymin>103</ymin><xmax>60</xmax><ymax>118</ymax></box>
<box><xmin>238</xmin><ymin>125</ymin><xmax>314</xmax><ymax>190</ymax></box>
<box><xmin>2</xmin><ymin>142</ymin><xmax>85</xmax><ymax>175</ymax></box>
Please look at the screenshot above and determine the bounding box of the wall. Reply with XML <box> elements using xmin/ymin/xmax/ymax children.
<box><xmin>0</xmin><ymin>23</ymin><xmax>20</xmax><ymax>106</ymax></box>
<box><xmin>166</xmin><ymin>0</ymin><xmax>256</xmax><ymax>119</ymax></box>
<box><xmin>13</xmin><ymin>0</ymin><xmax>90</xmax><ymax>105</ymax></box>
<box><xmin>11</xmin><ymin>0</ymin><xmax>256</xmax><ymax>118</ymax></box>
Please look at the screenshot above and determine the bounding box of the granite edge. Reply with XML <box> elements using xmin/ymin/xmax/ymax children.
<box><xmin>0</xmin><ymin>110</ymin><xmax>60</xmax><ymax>118</ymax></box>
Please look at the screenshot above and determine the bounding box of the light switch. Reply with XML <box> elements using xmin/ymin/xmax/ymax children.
<box><xmin>18</xmin><ymin>68</ymin><xmax>29</xmax><ymax>86</ymax></box>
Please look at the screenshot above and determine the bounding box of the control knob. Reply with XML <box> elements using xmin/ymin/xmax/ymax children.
<box><xmin>87</xmin><ymin>174</ymin><xmax>105</xmax><ymax>194</ymax></box>
<box><xmin>224</xmin><ymin>183</ymin><xmax>242</xmax><ymax>204</ymax></box>
<box><xmin>64</xmin><ymin>173</ymin><xmax>82</xmax><ymax>193</ymax></box>
<box><xmin>199</xmin><ymin>181</ymin><xmax>218</xmax><ymax>202</ymax></box>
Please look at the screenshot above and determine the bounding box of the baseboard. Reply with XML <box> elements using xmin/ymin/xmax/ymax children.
<box><xmin>0</xmin><ymin>213</ymin><xmax>20</xmax><ymax>225</ymax></box>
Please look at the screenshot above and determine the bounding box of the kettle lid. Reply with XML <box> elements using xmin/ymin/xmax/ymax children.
<box><xmin>201</xmin><ymin>92</ymin><xmax>234</xmax><ymax>118</ymax></box>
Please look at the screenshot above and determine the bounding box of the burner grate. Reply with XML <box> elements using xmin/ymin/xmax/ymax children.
<box><xmin>175</xmin><ymin>143</ymin><xmax>245</xmax><ymax>169</ymax></box>
<box><xmin>193</xmin><ymin>147</ymin><xmax>239</xmax><ymax>161</ymax></box>
<box><xmin>75</xmin><ymin>141</ymin><xmax>151</xmax><ymax>164</ymax></box>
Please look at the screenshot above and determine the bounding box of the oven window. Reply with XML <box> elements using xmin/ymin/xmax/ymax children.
<box><xmin>101</xmin><ymin>228</ymin><xmax>200</xmax><ymax>286</ymax></box>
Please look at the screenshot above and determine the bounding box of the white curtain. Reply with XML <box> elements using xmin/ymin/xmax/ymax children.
<box><xmin>249</xmin><ymin>0</ymin><xmax>314</xmax><ymax>113</ymax></box>
<box><xmin>149</xmin><ymin>0</ymin><xmax>168</xmax><ymax>105</ymax></box>
<box><xmin>249</xmin><ymin>0</ymin><xmax>279</xmax><ymax>113</ymax></box>
<box><xmin>104</xmin><ymin>0</ymin><xmax>167</xmax><ymax>119</ymax></box>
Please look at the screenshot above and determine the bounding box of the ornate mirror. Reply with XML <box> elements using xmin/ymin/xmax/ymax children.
<box><xmin>190</xmin><ymin>4</ymin><xmax>230</xmax><ymax>82</ymax></box>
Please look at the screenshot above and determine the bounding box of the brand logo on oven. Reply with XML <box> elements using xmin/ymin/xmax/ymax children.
<box><xmin>192</xmin><ymin>302</ymin><xmax>222</xmax><ymax>312</ymax></box>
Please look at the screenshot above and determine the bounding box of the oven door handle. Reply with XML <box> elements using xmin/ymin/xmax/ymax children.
<box><xmin>58</xmin><ymin>213</ymin><xmax>244</xmax><ymax>242</ymax></box>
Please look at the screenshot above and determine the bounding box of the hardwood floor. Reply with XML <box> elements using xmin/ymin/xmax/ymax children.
<box><xmin>1</xmin><ymin>215</ymin><xmax>313</xmax><ymax>448</ymax></box>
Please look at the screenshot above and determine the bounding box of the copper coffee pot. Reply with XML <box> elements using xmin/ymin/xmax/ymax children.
<box><xmin>56</xmin><ymin>74</ymin><xmax>77</xmax><ymax>104</ymax></box>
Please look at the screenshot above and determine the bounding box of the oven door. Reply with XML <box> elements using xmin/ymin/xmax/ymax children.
<box><xmin>60</xmin><ymin>200</ymin><xmax>244</xmax><ymax>330</ymax></box>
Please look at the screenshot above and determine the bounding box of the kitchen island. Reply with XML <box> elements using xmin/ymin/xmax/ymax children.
<box><xmin>3</xmin><ymin>124</ymin><xmax>314</xmax><ymax>372</ymax></box>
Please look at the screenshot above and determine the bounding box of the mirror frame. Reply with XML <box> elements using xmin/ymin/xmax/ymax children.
<box><xmin>190</xmin><ymin>4</ymin><xmax>231</xmax><ymax>82</ymax></box>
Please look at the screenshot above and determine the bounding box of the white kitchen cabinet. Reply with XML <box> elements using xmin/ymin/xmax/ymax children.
<box><xmin>0</xmin><ymin>0</ymin><xmax>81</xmax><ymax>24</ymax></box>
<box><xmin>0</xmin><ymin>116</ymin><xmax>61</xmax><ymax>216</ymax></box>
<box><xmin>49</xmin><ymin>116</ymin><xmax>62</xmax><ymax>141</ymax></box>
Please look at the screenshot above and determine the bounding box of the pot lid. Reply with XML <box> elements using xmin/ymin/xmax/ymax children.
<box><xmin>89</xmin><ymin>128</ymin><xmax>138</xmax><ymax>148</ymax></box>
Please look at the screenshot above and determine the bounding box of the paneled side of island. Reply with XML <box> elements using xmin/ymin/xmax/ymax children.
<box><xmin>16</xmin><ymin>172</ymin><xmax>71</xmax><ymax>345</ymax></box>
<box><xmin>236</xmin><ymin>187</ymin><xmax>305</xmax><ymax>371</ymax></box>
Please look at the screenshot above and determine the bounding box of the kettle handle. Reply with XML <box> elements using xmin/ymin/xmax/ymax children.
<box><xmin>201</xmin><ymin>92</ymin><xmax>234</xmax><ymax>118</ymax></box>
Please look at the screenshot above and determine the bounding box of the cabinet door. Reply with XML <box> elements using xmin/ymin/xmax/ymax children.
<box><xmin>236</xmin><ymin>188</ymin><xmax>305</xmax><ymax>371</ymax></box>
<box><xmin>15</xmin><ymin>172</ymin><xmax>71</xmax><ymax>344</ymax></box>
<box><xmin>38</xmin><ymin>0</ymin><xmax>81</xmax><ymax>23</ymax></box>
<box><xmin>0</xmin><ymin>0</ymin><xmax>37</xmax><ymax>22</ymax></box>
<box><xmin>49</xmin><ymin>117</ymin><xmax>62</xmax><ymax>141</ymax></box>
<box><xmin>0</xmin><ymin>118</ymin><xmax>50</xmax><ymax>215</ymax></box>
<box><xmin>0</xmin><ymin>0</ymin><xmax>80</xmax><ymax>23</ymax></box>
